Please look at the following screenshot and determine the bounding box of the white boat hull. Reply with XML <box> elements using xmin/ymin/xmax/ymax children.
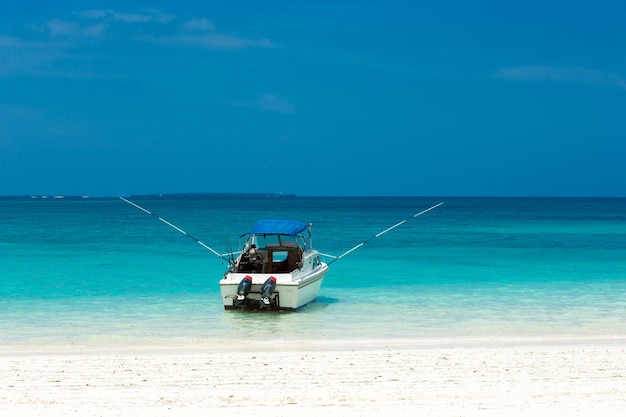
<box><xmin>219</xmin><ymin>264</ymin><xmax>328</xmax><ymax>311</ymax></box>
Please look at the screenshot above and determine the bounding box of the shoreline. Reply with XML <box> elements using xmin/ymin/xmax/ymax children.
<box><xmin>2</xmin><ymin>336</ymin><xmax>625</xmax><ymax>416</ymax></box>
<box><xmin>3</xmin><ymin>334</ymin><xmax>626</xmax><ymax>355</ymax></box>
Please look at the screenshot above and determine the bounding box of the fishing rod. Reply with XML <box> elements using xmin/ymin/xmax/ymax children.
<box><xmin>322</xmin><ymin>201</ymin><xmax>444</xmax><ymax>265</ymax></box>
<box><xmin>119</xmin><ymin>197</ymin><xmax>229</xmax><ymax>261</ymax></box>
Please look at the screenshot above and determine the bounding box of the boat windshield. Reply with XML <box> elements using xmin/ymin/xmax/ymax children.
<box><xmin>235</xmin><ymin>233</ymin><xmax>305</xmax><ymax>274</ymax></box>
<box><xmin>246</xmin><ymin>234</ymin><xmax>302</xmax><ymax>250</ymax></box>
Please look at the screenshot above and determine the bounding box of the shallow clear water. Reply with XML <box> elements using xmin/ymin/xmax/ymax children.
<box><xmin>1</xmin><ymin>197</ymin><xmax>625</xmax><ymax>347</ymax></box>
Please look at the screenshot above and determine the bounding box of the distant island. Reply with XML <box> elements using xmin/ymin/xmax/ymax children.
<box><xmin>127</xmin><ymin>193</ymin><xmax>297</xmax><ymax>200</ymax></box>
<box><xmin>0</xmin><ymin>193</ymin><xmax>298</xmax><ymax>200</ymax></box>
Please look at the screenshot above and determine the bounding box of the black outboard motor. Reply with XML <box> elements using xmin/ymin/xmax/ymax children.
<box><xmin>234</xmin><ymin>275</ymin><xmax>252</xmax><ymax>307</ymax></box>
<box><xmin>260</xmin><ymin>276</ymin><xmax>277</xmax><ymax>309</ymax></box>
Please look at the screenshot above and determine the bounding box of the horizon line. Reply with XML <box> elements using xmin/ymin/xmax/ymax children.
<box><xmin>1</xmin><ymin>193</ymin><xmax>624</xmax><ymax>200</ymax></box>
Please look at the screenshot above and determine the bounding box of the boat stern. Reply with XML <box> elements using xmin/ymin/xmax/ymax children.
<box><xmin>219</xmin><ymin>265</ymin><xmax>328</xmax><ymax>311</ymax></box>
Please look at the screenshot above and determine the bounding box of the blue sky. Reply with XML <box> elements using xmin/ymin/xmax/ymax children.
<box><xmin>1</xmin><ymin>1</ymin><xmax>625</xmax><ymax>197</ymax></box>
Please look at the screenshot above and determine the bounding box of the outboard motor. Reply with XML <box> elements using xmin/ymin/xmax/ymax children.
<box><xmin>260</xmin><ymin>276</ymin><xmax>277</xmax><ymax>309</ymax></box>
<box><xmin>234</xmin><ymin>275</ymin><xmax>253</xmax><ymax>307</ymax></box>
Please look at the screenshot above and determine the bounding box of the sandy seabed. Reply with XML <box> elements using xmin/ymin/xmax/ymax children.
<box><xmin>1</xmin><ymin>337</ymin><xmax>625</xmax><ymax>417</ymax></box>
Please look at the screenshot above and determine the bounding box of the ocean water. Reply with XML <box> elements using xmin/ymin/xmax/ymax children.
<box><xmin>1</xmin><ymin>197</ymin><xmax>625</xmax><ymax>348</ymax></box>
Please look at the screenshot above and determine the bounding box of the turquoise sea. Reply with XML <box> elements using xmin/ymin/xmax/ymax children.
<box><xmin>1</xmin><ymin>196</ymin><xmax>625</xmax><ymax>348</ymax></box>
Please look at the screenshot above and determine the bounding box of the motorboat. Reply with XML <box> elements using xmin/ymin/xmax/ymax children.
<box><xmin>219</xmin><ymin>219</ymin><xmax>328</xmax><ymax>311</ymax></box>
<box><xmin>120</xmin><ymin>197</ymin><xmax>443</xmax><ymax>312</ymax></box>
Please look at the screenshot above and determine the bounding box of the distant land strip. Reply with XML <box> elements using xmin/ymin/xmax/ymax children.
<box><xmin>0</xmin><ymin>193</ymin><xmax>298</xmax><ymax>200</ymax></box>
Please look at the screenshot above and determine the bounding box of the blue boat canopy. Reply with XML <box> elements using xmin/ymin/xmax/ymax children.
<box><xmin>248</xmin><ymin>219</ymin><xmax>308</xmax><ymax>236</ymax></box>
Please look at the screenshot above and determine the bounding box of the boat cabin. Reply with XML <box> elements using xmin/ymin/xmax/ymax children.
<box><xmin>233</xmin><ymin>220</ymin><xmax>309</xmax><ymax>274</ymax></box>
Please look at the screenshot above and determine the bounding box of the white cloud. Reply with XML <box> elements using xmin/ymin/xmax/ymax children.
<box><xmin>0</xmin><ymin>8</ymin><xmax>274</xmax><ymax>77</ymax></box>
<box><xmin>73</xmin><ymin>9</ymin><xmax>272</xmax><ymax>50</ymax></box>
<box><xmin>228</xmin><ymin>94</ymin><xmax>295</xmax><ymax>114</ymax></box>
<box><xmin>257</xmin><ymin>94</ymin><xmax>294</xmax><ymax>114</ymax></box>
<box><xmin>0</xmin><ymin>35</ymin><xmax>42</xmax><ymax>48</ymax></box>
<box><xmin>161</xmin><ymin>33</ymin><xmax>274</xmax><ymax>49</ymax></box>
<box><xmin>495</xmin><ymin>65</ymin><xmax>626</xmax><ymax>90</ymax></box>
<box><xmin>77</xmin><ymin>9</ymin><xmax>174</xmax><ymax>24</ymax></box>
<box><xmin>0</xmin><ymin>40</ymin><xmax>57</xmax><ymax>76</ymax></box>
<box><xmin>181</xmin><ymin>18</ymin><xmax>215</xmax><ymax>32</ymax></box>
<box><xmin>47</xmin><ymin>19</ymin><xmax>107</xmax><ymax>38</ymax></box>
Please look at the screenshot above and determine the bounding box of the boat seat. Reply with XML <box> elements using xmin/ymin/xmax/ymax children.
<box><xmin>287</xmin><ymin>248</ymin><xmax>303</xmax><ymax>271</ymax></box>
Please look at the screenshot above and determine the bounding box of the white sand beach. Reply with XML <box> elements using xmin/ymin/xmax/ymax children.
<box><xmin>2</xmin><ymin>338</ymin><xmax>625</xmax><ymax>417</ymax></box>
